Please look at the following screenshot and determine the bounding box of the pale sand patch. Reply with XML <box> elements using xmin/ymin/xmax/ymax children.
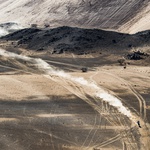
<box><xmin>0</xmin><ymin>118</ymin><xmax>17</xmax><ymax>122</ymax></box>
<box><xmin>36</xmin><ymin>114</ymin><xmax>73</xmax><ymax>118</ymax></box>
<box><xmin>0</xmin><ymin>74</ymin><xmax>75</xmax><ymax>101</ymax></box>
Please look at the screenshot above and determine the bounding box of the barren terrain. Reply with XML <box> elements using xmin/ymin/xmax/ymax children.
<box><xmin>0</xmin><ymin>0</ymin><xmax>150</xmax><ymax>33</ymax></box>
<box><xmin>0</xmin><ymin>1</ymin><xmax>150</xmax><ymax>149</ymax></box>
<box><xmin>0</xmin><ymin>44</ymin><xmax>149</xmax><ymax>150</ymax></box>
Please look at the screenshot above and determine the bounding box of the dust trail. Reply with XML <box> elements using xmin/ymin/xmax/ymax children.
<box><xmin>8</xmin><ymin>23</ymin><xmax>23</xmax><ymax>31</ymax></box>
<box><xmin>0</xmin><ymin>22</ymin><xmax>23</xmax><ymax>37</ymax></box>
<box><xmin>0</xmin><ymin>27</ymin><xmax>9</xmax><ymax>37</ymax></box>
<box><xmin>0</xmin><ymin>48</ymin><xmax>133</xmax><ymax>120</ymax></box>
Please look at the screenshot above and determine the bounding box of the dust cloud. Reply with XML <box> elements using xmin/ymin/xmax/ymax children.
<box><xmin>0</xmin><ymin>48</ymin><xmax>133</xmax><ymax>119</ymax></box>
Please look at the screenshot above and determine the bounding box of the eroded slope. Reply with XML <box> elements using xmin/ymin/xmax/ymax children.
<box><xmin>0</xmin><ymin>0</ymin><xmax>149</xmax><ymax>33</ymax></box>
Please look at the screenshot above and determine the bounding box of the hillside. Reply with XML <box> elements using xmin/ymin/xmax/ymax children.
<box><xmin>0</xmin><ymin>0</ymin><xmax>149</xmax><ymax>33</ymax></box>
<box><xmin>0</xmin><ymin>1</ymin><xmax>150</xmax><ymax>150</ymax></box>
<box><xmin>1</xmin><ymin>26</ymin><xmax>150</xmax><ymax>55</ymax></box>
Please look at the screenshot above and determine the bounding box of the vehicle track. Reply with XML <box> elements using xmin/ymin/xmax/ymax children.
<box><xmin>34</xmin><ymin>128</ymin><xmax>78</xmax><ymax>147</ymax></box>
<box><xmin>45</xmin><ymin>59</ymin><xmax>81</xmax><ymax>69</ymax></box>
<box><xmin>44</xmin><ymin>74</ymin><xmax>136</xmax><ymax>149</ymax></box>
<box><xmin>90</xmin><ymin>72</ymin><xmax>144</xmax><ymax>147</ymax></box>
<box><xmin>0</xmin><ymin>64</ymin><xmax>32</xmax><ymax>74</ymax></box>
<box><xmin>94</xmin><ymin>126</ymin><xmax>138</xmax><ymax>150</ymax></box>
<box><xmin>91</xmin><ymin>70</ymin><xmax>150</xmax><ymax>149</ymax></box>
<box><xmin>81</xmin><ymin>114</ymin><xmax>98</xmax><ymax>149</ymax></box>
<box><xmin>89</xmin><ymin>71</ymin><xmax>141</xmax><ymax>149</ymax></box>
<box><xmin>0</xmin><ymin>49</ymin><xmax>146</xmax><ymax>149</ymax></box>
<box><xmin>99</xmin><ymin>70</ymin><xmax>147</xmax><ymax>121</ymax></box>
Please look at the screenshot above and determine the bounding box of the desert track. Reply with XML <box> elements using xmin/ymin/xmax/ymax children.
<box><xmin>97</xmin><ymin>70</ymin><xmax>147</xmax><ymax>121</ymax></box>
<box><xmin>44</xmin><ymin>72</ymin><xmax>140</xmax><ymax>149</ymax></box>
<box><xmin>0</xmin><ymin>49</ymin><xmax>149</xmax><ymax>149</ymax></box>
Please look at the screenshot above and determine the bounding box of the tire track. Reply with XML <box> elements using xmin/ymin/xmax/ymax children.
<box><xmin>90</xmin><ymin>71</ymin><xmax>131</xmax><ymax>126</ymax></box>
<box><xmin>98</xmin><ymin>70</ymin><xmax>147</xmax><ymax>120</ymax></box>
<box><xmin>94</xmin><ymin>126</ymin><xmax>138</xmax><ymax>149</ymax></box>
<box><xmin>88</xmin><ymin>115</ymin><xmax>102</xmax><ymax>146</ymax></box>
<box><xmin>0</xmin><ymin>64</ymin><xmax>32</xmax><ymax>74</ymax></box>
<box><xmin>0</xmin><ymin>48</ymin><xmax>149</xmax><ymax>149</ymax></box>
<box><xmin>94</xmin><ymin>133</ymin><xmax>121</xmax><ymax>149</ymax></box>
<box><xmin>93</xmin><ymin>70</ymin><xmax>150</xmax><ymax>149</ymax></box>
<box><xmin>81</xmin><ymin>114</ymin><xmax>97</xmax><ymax>149</ymax></box>
<box><xmin>34</xmin><ymin>128</ymin><xmax>78</xmax><ymax>147</ymax></box>
<box><xmin>62</xmin><ymin>77</ymin><xmax>121</xmax><ymax>127</ymax></box>
<box><xmin>90</xmin><ymin>71</ymin><xmax>141</xmax><ymax>149</ymax></box>
<box><xmin>44</xmin><ymin>74</ymin><xmax>134</xmax><ymax>149</ymax></box>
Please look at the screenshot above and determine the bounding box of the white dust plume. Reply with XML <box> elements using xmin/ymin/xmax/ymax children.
<box><xmin>0</xmin><ymin>48</ymin><xmax>133</xmax><ymax>119</ymax></box>
<box><xmin>0</xmin><ymin>27</ymin><xmax>9</xmax><ymax>37</ymax></box>
<box><xmin>0</xmin><ymin>22</ymin><xmax>23</xmax><ymax>37</ymax></box>
<box><xmin>8</xmin><ymin>23</ymin><xmax>23</xmax><ymax>30</ymax></box>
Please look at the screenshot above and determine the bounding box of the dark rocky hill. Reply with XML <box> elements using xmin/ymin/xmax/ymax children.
<box><xmin>2</xmin><ymin>26</ymin><xmax>150</xmax><ymax>55</ymax></box>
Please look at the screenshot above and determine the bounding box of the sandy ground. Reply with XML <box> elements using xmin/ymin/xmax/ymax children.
<box><xmin>0</xmin><ymin>50</ymin><xmax>150</xmax><ymax>150</ymax></box>
<box><xmin>0</xmin><ymin>0</ymin><xmax>149</xmax><ymax>33</ymax></box>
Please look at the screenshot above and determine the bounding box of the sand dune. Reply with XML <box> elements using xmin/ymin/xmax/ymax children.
<box><xmin>0</xmin><ymin>0</ymin><xmax>149</xmax><ymax>33</ymax></box>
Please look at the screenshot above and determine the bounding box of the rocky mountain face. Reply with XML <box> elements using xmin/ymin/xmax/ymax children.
<box><xmin>0</xmin><ymin>0</ymin><xmax>149</xmax><ymax>33</ymax></box>
<box><xmin>1</xmin><ymin>26</ymin><xmax>150</xmax><ymax>55</ymax></box>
